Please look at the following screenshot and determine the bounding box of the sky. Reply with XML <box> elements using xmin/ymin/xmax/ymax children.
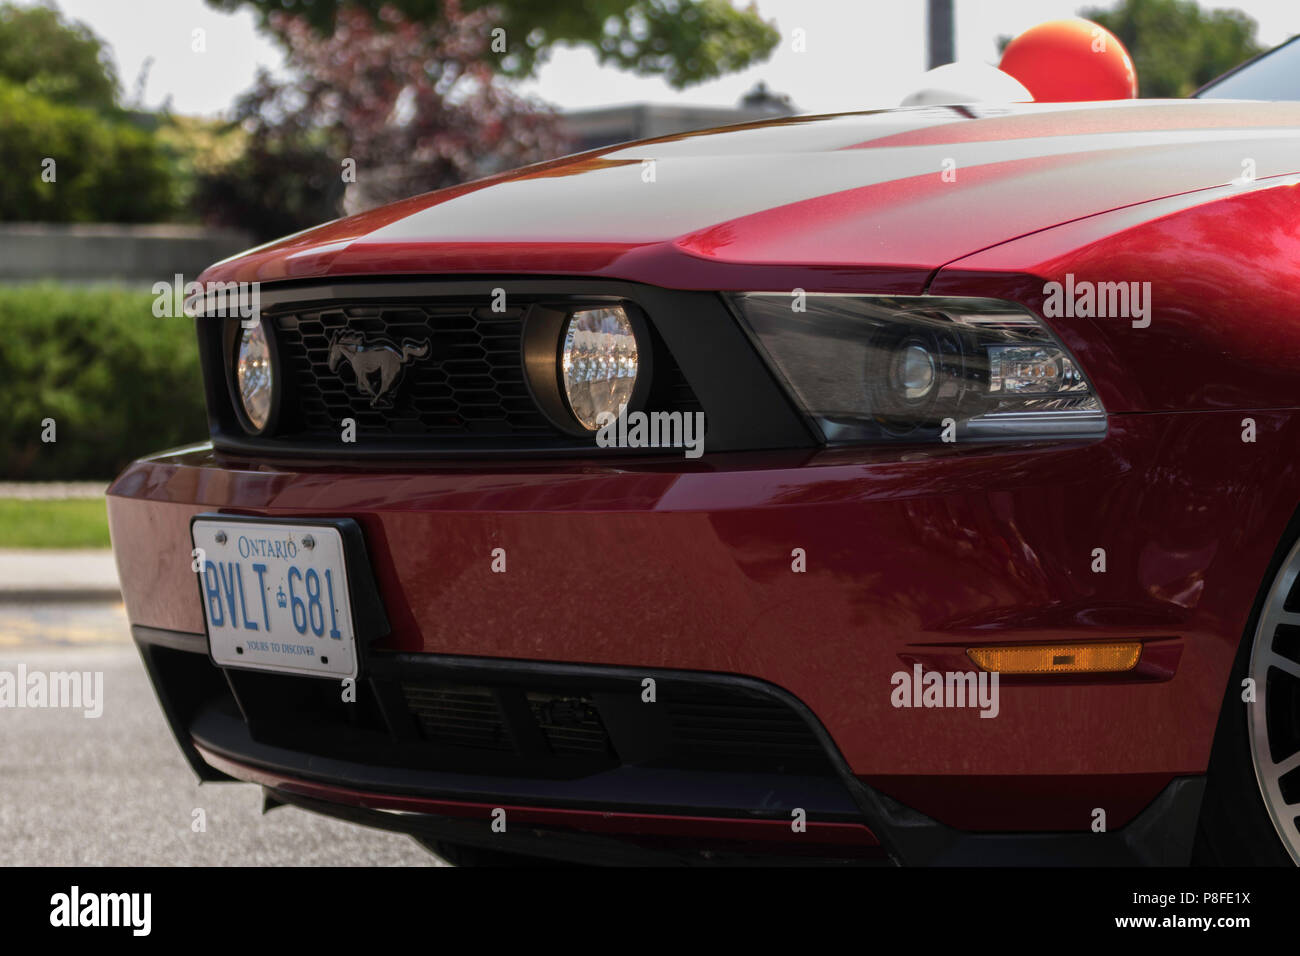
<box><xmin>19</xmin><ymin>0</ymin><xmax>1300</xmax><ymax>117</ymax></box>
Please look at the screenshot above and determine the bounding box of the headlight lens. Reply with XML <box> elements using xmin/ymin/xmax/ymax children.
<box><xmin>560</xmin><ymin>306</ymin><xmax>639</xmax><ymax>430</ymax></box>
<box><xmin>235</xmin><ymin>322</ymin><xmax>273</xmax><ymax>433</ymax></box>
<box><xmin>730</xmin><ymin>294</ymin><xmax>1103</xmax><ymax>442</ymax></box>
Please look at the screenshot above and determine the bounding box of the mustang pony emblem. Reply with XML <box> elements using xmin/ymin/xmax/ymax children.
<box><xmin>327</xmin><ymin>330</ymin><xmax>431</xmax><ymax>407</ymax></box>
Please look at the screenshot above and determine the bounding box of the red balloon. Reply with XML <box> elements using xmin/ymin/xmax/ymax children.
<box><xmin>999</xmin><ymin>19</ymin><xmax>1138</xmax><ymax>102</ymax></box>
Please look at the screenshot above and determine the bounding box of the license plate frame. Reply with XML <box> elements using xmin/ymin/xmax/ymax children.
<box><xmin>189</xmin><ymin>514</ymin><xmax>388</xmax><ymax>680</ymax></box>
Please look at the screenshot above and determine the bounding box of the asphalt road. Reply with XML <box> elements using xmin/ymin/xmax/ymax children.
<box><xmin>0</xmin><ymin>602</ymin><xmax>441</xmax><ymax>866</ymax></box>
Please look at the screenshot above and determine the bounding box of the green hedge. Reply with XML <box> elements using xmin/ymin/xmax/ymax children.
<box><xmin>0</xmin><ymin>80</ymin><xmax>177</xmax><ymax>222</ymax></box>
<box><xmin>0</xmin><ymin>284</ymin><xmax>207</xmax><ymax>480</ymax></box>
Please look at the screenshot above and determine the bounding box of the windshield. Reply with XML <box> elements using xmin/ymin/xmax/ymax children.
<box><xmin>1198</xmin><ymin>36</ymin><xmax>1300</xmax><ymax>100</ymax></box>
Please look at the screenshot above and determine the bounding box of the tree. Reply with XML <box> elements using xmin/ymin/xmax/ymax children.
<box><xmin>0</xmin><ymin>3</ymin><xmax>179</xmax><ymax>223</ymax></box>
<box><xmin>196</xmin><ymin>2</ymin><xmax>571</xmax><ymax>239</ymax></box>
<box><xmin>0</xmin><ymin>81</ymin><xmax>176</xmax><ymax>222</ymax></box>
<box><xmin>0</xmin><ymin>1</ymin><xmax>120</xmax><ymax>109</ymax></box>
<box><xmin>1080</xmin><ymin>0</ymin><xmax>1263</xmax><ymax>97</ymax></box>
<box><xmin>204</xmin><ymin>0</ymin><xmax>780</xmax><ymax>88</ymax></box>
<box><xmin>191</xmin><ymin>113</ymin><xmax>342</xmax><ymax>241</ymax></box>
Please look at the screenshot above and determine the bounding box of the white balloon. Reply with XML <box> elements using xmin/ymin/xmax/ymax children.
<box><xmin>899</xmin><ymin>61</ymin><xmax>1034</xmax><ymax>107</ymax></box>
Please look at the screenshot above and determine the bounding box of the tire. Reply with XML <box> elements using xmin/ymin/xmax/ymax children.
<box><xmin>1194</xmin><ymin>532</ymin><xmax>1300</xmax><ymax>866</ymax></box>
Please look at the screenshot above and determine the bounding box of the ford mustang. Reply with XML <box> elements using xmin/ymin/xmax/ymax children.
<box><xmin>107</xmin><ymin>40</ymin><xmax>1300</xmax><ymax>866</ymax></box>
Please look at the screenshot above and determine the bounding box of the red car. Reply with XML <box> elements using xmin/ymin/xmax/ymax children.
<box><xmin>108</xmin><ymin>44</ymin><xmax>1300</xmax><ymax>866</ymax></box>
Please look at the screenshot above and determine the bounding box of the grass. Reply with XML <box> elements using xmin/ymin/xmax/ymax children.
<box><xmin>0</xmin><ymin>498</ymin><xmax>111</xmax><ymax>549</ymax></box>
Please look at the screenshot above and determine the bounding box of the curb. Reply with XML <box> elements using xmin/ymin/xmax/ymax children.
<box><xmin>0</xmin><ymin>587</ymin><xmax>122</xmax><ymax>604</ymax></box>
<box><xmin>0</xmin><ymin>549</ymin><xmax>121</xmax><ymax>605</ymax></box>
<box><xmin>0</xmin><ymin>482</ymin><xmax>109</xmax><ymax>500</ymax></box>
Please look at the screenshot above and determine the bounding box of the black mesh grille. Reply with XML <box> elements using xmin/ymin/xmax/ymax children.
<box><xmin>526</xmin><ymin>692</ymin><xmax>613</xmax><ymax>757</ymax></box>
<box><xmin>386</xmin><ymin>676</ymin><xmax>829</xmax><ymax>774</ymax></box>
<box><xmin>401</xmin><ymin>684</ymin><xmax>514</xmax><ymax>751</ymax></box>
<box><xmin>213</xmin><ymin>648</ymin><xmax>833</xmax><ymax>777</ymax></box>
<box><xmin>268</xmin><ymin>299</ymin><xmax>702</xmax><ymax>444</ymax></box>
<box><xmin>664</xmin><ymin>688</ymin><xmax>828</xmax><ymax>768</ymax></box>
<box><xmin>275</xmin><ymin>302</ymin><xmax>552</xmax><ymax>439</ymax></box>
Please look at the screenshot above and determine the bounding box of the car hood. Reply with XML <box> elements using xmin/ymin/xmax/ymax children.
<box><xmin>201</xmin><ymin>99</ymin><xmax>1300</xmax><ymax>295</ymax></box>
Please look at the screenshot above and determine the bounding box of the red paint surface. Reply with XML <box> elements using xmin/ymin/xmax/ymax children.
<box><xmin>930</xmin><ymin>177</ymin><xmax>1300</xmax><ymax>415</ymax></box>
<box><xmin>195</xmin><ymin>101</ymin><xmax>1300</xmax><ymax>294</ymax></box>
<box><xmin>108</xmin><ymin>399</ymin><xmax>1300</xmax><ymax>828</ymax></box>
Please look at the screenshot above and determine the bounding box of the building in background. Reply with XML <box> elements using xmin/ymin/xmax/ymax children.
<box><xmin>0</xmin><ymin>224</ymin><xmax>251</xmax><ymax>286</ymax></box>
<box><xmin>560</xmin><ymin>82</ymin><xmax>798</xmax><ymax>151</ymax></box>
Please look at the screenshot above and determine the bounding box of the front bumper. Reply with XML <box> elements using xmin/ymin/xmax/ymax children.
<box><xmin>131</xmin><ymin>623</ymin><xmax>1203</xmax><ymax>865</ymax></box>
<box><xmin>108</xmin><ymin>408</ymin><xmax>1300</xmax><ymax>862</ymax></box>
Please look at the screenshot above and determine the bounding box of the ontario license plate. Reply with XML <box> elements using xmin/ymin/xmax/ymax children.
<box><xmin>192</xmin><ymin>518</ymin><xmax>358</xmax><ymax>679</ymax></box>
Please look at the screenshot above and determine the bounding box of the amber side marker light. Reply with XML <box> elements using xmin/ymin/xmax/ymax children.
<box><xmin>967</xmin><ymin>642</ymin><xmax>1142</xmax><ymax>675</ymax></box>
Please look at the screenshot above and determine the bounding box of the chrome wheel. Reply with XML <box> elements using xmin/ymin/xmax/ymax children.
<box><xmin>1248</xmin><ymin>535</ymin><xmax>1300</xmax><ymax>864</ymax></box>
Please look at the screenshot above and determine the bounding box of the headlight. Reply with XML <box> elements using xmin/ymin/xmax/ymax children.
<box><xmin>730</xmin><ymin>294</ymin><xmax>1104</xmax><ymax>442</ymax></box>
<box><xmin>560</xmin><ymin>306</ymin><xmax>640</xmax><ymax>430</ymax></box>
<box><xmin>234</xmin><ymin>321</ymin><xmax>274</xmax><ymax>434</ymax></box>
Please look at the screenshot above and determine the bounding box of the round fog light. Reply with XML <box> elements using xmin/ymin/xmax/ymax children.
<box><xmin>560</xmin><ymin>306</ymin><xmax>639</xmax><ymax>430</ymax></box>
<box><xmin>235</xmin><ymin>322</ymin><xmax>274</xmax><ymax>433</ymax></box>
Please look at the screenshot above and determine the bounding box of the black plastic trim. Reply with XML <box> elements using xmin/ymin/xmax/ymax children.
<box><xmin>841</xmin><ymin>774</ymin><xmax>1206</xmax><ymax>866</ymax></box>
<box><xmin>134</xmin><ymin>636</ymin><xmax>231</xmax><ymax>783</ymax></box>
<box><xmin>195</xmin><ymin>277</ymin><xmax>815</xmax><ymax>458</ymax></box>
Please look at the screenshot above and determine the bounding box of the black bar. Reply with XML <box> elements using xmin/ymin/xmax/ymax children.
<box><xmin>928</xmin><ymin>0</ymin><xmax>955</xmax><ymax>69</ymax></box>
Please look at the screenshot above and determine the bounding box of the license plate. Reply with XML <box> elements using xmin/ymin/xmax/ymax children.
<box><xmin>192</xmin><ymin>519</ymin><xmax>358</xmax><ymax>679</ymax></box>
